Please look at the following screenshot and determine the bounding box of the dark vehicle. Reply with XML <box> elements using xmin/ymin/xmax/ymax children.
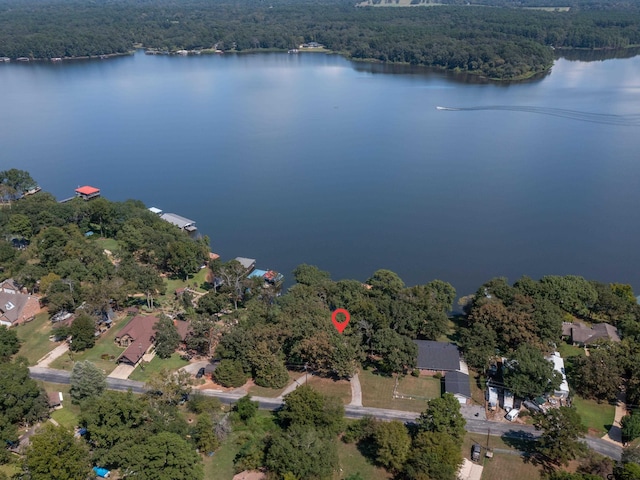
<box><xmin>196</xmin><ymin>367</ymin><xmax>205</xmax><ymax>378</ymax></box>
<box><xmin>472</xmin><ymin>443</ymin><xmax>481</xmax><ymax>462</ymax></box>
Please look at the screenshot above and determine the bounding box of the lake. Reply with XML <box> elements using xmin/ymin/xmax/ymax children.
<box><xmin>1</xmin><ymin>51</ymin><xmax>640</xmax><ymax>298</ymax></box>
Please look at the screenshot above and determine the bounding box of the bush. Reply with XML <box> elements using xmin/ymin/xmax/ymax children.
<box><xmin>234</xmin><ymin>395</ymin><xmax>259</xmax><ymax>422</ymax></box>
<box><xmin>411</xmin><ymin>369</ymin><xmax>420</xmax><ymax>377</ymax></box>
<box><xmin>254</xmin><ymin>361</ymin><xmax>289</xmax><ymax>389</ymax></box>
<box><xmin>213</xmin><ymin>359</ymin><xmax>248</xmax><ymax>388</ymax></box>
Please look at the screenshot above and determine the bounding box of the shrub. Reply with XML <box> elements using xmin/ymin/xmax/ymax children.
<box><xmin>213</xmin><ymin>359</ymin><xmax>248</xmax><ymax>387</ymax></box>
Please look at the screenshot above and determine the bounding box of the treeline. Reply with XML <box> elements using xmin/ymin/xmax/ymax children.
<box><xmin>0</xmin><ymin>0</ymin><xmax>639</xmax><ymax>79</ymax></box>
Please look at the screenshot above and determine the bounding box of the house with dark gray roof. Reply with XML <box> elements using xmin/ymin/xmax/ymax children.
<box><xmin>445</xmin><ymin>370</ymin><xmax>471</xmax><ymax>405</ymax></box>
<box><xmin>414</xmin><ymin>340</ymin><xmax>461</xmax><ymax>373</ymax></box>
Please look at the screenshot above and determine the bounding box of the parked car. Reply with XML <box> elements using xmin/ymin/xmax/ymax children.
<box><xmin>505</xmin><ymin>408</ymin><xmax>520</xmax><ymax>422</ymax></box>
<box><xmin>471</xmin><ymin>443</ymin><xmax>481</xmax><ymax>462</ymax></box>
<box><xmin>196</xmin><ymin>367</ymin><xmax>206</xmax><ymax>378</ymax></box>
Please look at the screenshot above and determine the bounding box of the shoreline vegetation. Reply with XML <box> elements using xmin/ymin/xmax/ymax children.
<box><xmin>0</xmin><ymin>0</ymin><xmax>639</xmax><ymax>81</ymax></box>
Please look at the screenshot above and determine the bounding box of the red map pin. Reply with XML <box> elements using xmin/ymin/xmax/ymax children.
<box><xmin>331</xmin><ymin>309</ymin><xmax>351</xmax><ymax>334</ymax></box>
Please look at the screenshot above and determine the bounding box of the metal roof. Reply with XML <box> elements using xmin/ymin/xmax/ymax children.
<box><xmin>414</xmin><ymin>340</ymin><xmax>461</xmax><ymax>371</ymax></box>
<box><xmin>160</xmin><ymin>213</ymin><xmax>196</xmax><ymax>229</ymax></box>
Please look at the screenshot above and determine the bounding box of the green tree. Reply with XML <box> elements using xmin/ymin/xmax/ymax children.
<box><xmin>403</xmin><ymin>431</ymin><xmax>463</xmax><ymax>480</ymax></box>
<box><xmin>278</xmin><ymin>385</ymin><xmax>344</xmax><ymax>436</ymax></box>
<box><xmin>0</xmin><ymin>358</ymin><xmax>48</xmax><ymax>445</ymax></box>
<box><xmin>265</xmin><ymin>424</ymin><xmax>338</xmax><ymax>480</ymax></box>
<box><xmin>373</xmin><ymin>420</ymin><xmax>411</xmax><ymax>472</ymax></box>
<box><xmin>165</xmin><ymin>241</ymin><xmax>202</xmax><ymax>280</ymax></box>
<box><xmin>570</xmin><ymin>342</ymin><xmax>623</xmax><ymax>403</ymax></box>
<box><xmin>622</xmin><ymin>412</ymin><xmax>640</xmax><ymax>443</ymax></box>
<box><xmin>146</xmin><ymin>369</ymin><xmax>193</xmax><ymax>406</ymax></box>
<box><xmin>192</xmin><ymin>414</ymin><xmax>219</xmax><ymax>453</ymax></box>
<box><xmin>213</xmin><ymin>359</ymin><xmax>249</xmax><ymax>388</ymax></box>
<box><xmin>69</xmin><ymin>312</ymin><xmax>96</xmax><ymax>351</ymax></box>
<box><xmin>234</xmin><ymin>395</ymin><xmax>259</xmax><ymax>422</ymax></box>
<box><xmin>417</xmin><ymin>393</ymin><xmax>466</xmax><ymax>443</ymax></box>
<box><xmin>80</xmin><ymin>391</ymin><xmax>147</xmax><ymax>451</ymax></box>
<box><xmin>504</xmin><ymin>343</ymin><xmax>561</xmax><ymax>398</ymax></box>
<box><xmin>533</xmin><ymin>406</ymin><xmax>587</xmax><ymax>466</ymax></box>
<box><xmin>24</xmin><ymin>424</ymin><xmax>91</xmax><ymax>480</ymax></box>
<box><xmin>153</xmin><ymin>315</ymin><xmax>181</xmax><ymax>359</ymax></box>
<box><xmin>70</xmin><ymin>360</ymin><xmax>106</xmax><ymax>404</ymax></box>
<box><xmin>292</xmin><ymin>264</ymin><xmax>331</xmax><ymax>287</ymax></box>
<box><xmin>367</xmin><ymin>269</ymin><xmax>405</xmax><ymax>296</ymax></box>
<box><xmin>8</xmin><ymin>213</ymin><xmax>33</xmax><ymax>239</ymax></box>
<box><xmin>0</xmin><ymin>326</ymin><xmax>20</xmax><ymax>360</ymax></box>
<box><xmin>123</xmin><ymin>431</ymin><xmax>204</xmax><ymax>480</ymax></box>
<box><xmin>459</xmin><ymin>322</ymin><xmax>497</xmax><ymax>370</ymax></box>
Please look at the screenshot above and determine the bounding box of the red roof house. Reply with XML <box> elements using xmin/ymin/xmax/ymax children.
<box><xmin>115</xmin><ymin>315</ymin><xmax>159</xmax><ymax>365</ymax></box>
<box><xmin>75</xmin><ymin>186</ymin><xmax>101</xmax><ymax>200</ymax></box>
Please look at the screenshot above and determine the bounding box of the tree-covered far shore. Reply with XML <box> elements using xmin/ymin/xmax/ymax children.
<box><xmin>0</xmin><ymin>0</ymin><xmax>639</xmax><ymax>80</ymax></box>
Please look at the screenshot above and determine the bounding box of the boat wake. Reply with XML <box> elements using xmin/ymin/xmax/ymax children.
<box><xmin>435</xmin><ymin>105</ymin><xmax>640</xmax><ymax>126</ymax></box>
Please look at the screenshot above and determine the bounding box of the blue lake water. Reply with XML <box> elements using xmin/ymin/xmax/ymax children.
<box><xmin>1</xmin><ymin>51</ymin><xmax>640</xmax><ymax>297</ymax></box>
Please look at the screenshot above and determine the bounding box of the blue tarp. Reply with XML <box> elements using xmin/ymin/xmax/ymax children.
<box><xmin>93</xmin><ymin>466</ymin><xmax>110</xmax><ymax>478</ymax></box>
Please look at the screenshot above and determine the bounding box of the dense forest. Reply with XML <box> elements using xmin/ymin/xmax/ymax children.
<box><xmin>0</xmin><ymin>0</ymin><xmax>639</xmax><ymax>79</ymax></box>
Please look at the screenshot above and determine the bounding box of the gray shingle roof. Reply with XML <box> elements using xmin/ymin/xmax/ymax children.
<box><xmin>445</xmin><ymin>370</ymin><xmax>471</xmax><ymax>398</ymax></box>
<box><xmin>414</xmin><ymin>340</ymin><xmax>461</xmax><ymax>371</ymax></box>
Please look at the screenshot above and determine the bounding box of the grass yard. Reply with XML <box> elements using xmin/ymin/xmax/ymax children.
<box><xmin>51</xmin><ymin>407</ymin><xmax>79</xmax><ymax>430</ymax></box>
<box><xmin>572</xmin><ymin>396</ymin><xmax>615</xmax><ymax>436</ymax></box>
<box><xmin>94</xmin><ymin>237</ymin><xmax>120</xmax><ymax>252</ymax></box>
<box><xmin>557</xmin><ymin>342</ymin><xmax>585</xmax><ymax>359</ymax></box>
<box><xmin>462</xmin><ymin>433</ymin><xmax>542</xmax><ymax>480</ymax></box>
<box><xmin>469</xmin><ymin>370</ymin><xmax>487</xmax><ymax>406</ymax></box>
<box><xmin>0</xmin><ymin>462</ymin><xmax>21</xmax><ymax>478</ymax></box>
<box><xmin>334</xmin><ymin>441</ymin><xmax>391</xmax><ymax>480</ymax></box>
<box><xmin>50</xmin><ymin>314</ymin><xmax>136</xmax><ymax>374</ymax></box>
<box><xmin>247</xmin><ymin>371</ymin><xmax>304</xmax><ymax>398</ymax></box>
<box><xmin>395</xmin><ymin>375</ymin><xmax>441</xmax><ymax>399</ymax></box>
<box><xmin>481</xmin><ymin>451</ymin><xmax>542</xmax><ymax>480</ymax></box>
<box><xmin>306</xmin><ymin>375</ymin><xmax>352</xmax><ymax>404</ymax></box>
<box><xmin>359</xmin><ymin>368</ymin><xmax>429</xmax><ymax>412</ymax></box>
<box><xmin>16</xmin><ymin>311</ymin><xmax>59</xmax><ymax>365</ymax></box>
<box><xmin>128</xmin><ymin>353</ymin><xmax>189</xmax><ymax>382</ymax></box>
<box><xmin>164</xmin><ymin>268</ymin><xmax>210</xmax><ymax>297</ymax></box>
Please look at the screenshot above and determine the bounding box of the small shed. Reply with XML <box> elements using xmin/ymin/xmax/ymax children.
<box><xmin>48</xmin><ymin>391</ymin><xmax>63</xmax><ymax>409</ymax></box>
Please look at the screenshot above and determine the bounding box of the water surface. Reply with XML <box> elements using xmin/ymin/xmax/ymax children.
<box><xmin>2</xmin><ymin>52</ymin><xmax>639</xmax><ymax>297</ymax></box>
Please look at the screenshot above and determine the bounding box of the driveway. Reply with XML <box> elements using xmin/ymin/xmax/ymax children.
<box><xmin>458</xmin><ymin>458</ymin><xmax>483</xmax><ymax>480</ymax></box>
<box><xmin>108</xmin><ymin>363</ymin><xmax>136</xmax><ymax>379</ymax></box>
<box><xmin>180</xmin><ymin>360</ymin><xmax>211</xmax><ymax>375</ymax></box>
<box><xmin>349</xmin><ymin>373</ymin><xmax>362</xmax><ymax>407</ymax></box>
<box><xmin>36</xmin><ymin>343</ymin><xmax>69</xmax><ymax>368</ymax></box>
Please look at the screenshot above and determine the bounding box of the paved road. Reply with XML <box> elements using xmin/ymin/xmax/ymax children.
<box><xmin>28</xmin><ymin>367</ymin><xmax>622</xmax><ymax>460</ymax></box>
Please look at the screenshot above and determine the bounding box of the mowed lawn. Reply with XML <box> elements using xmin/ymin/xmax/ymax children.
<box><xmin>128</xmin><ymin>353</ymin><xmax>189</xmax><ymax>382</ymax></box>
<box><xmin>16</xmin><ymin>311</ymin><xmax>59</xmax><ymax>365</ymax></box>
<box><xmin>462</xmin><ymin>433</ymin><xmax>542</xmax><ymax>480</ymax></box>
<box><xmin>557</xmin><ymin>342</ymin><xmax>585</xmax><ymax>359</ymax></box>
<box><xmin>306</xmin><ymin>375</ymin><xmax>352</xmax><ymax>404</ymax></box>
<box><xmin>248</xmin><ymin>371</ymin><xmax>304</xmax><ymax>398</ymax></box>
<box><xmin>334</xmin><ymin>441</ymin><xmax>391</xmax><ymax>480</ymax></box>
<box><xmin>395</xmin><ymin>375</ymin><xmax>441</xmax><ymax>399</ymax></box>
<box><xmin>50</xmin><ymin>314</ymin><xmax>136</xmax><ymax>375</ymax></box>
<box><xmin>573</xmin><ymin>396</ymin><xmax>615</xmax><ymax>436</ymax></box>
<box><xmin>359</xmin><ymin>369</ymin><xmax>429</xmax><ymax>412</ymax></box>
